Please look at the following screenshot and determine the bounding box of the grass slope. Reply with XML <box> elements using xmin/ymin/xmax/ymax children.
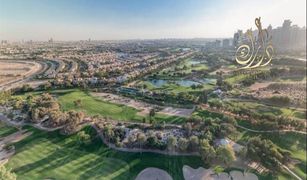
<box><xmin>0</xmin><ymin>121</ymin><xmax>18</xmax><ymax>138</ymax></box>
<box><xmin>56</xmin><ymin>89</ymin><xmax>139</xmax><ymax>121</ymax></box>
<box><xmin>7</xmin><ymin>126</ymin><xmax>203</xmax><ymax>180</ymax></box>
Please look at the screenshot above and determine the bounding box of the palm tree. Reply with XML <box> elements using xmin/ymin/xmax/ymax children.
<box><xmin>189</xmin><ymin>136</ymin><xmax>199</xmax><ymax>151</ymax></box>
<box><xmin>149</xmin><ymin>108</ymin><xmax>155</xmax><ymax>123</ymax></box>
<box><xmin>137</xmin><ymin>133</ymin><xmax>147</xmax><ymax>153</ymax></box>
<box><xmin>199</xmin><ymin>139</ymin><xmax>216</xmax><ymax>163</ymax></box>
<box><xmin>178</xmin><ymin>138</ymin><xmax>189</xmax><ymax>152</ymax></box>
<box><xmin>167</xmin><ymin>136</ymin><xmax>177</xmax><ymax>152</ymax></box>
<box><xmin>216</xmin><ymin>145</ymin><xmax>236</xmax><ymax>166</ymax></box>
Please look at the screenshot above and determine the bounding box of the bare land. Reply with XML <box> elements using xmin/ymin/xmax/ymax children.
<box><xmin>92</xmin><ymin>92</ymin><xmax>194</xmax><ymax>117</ymax></box>
<box><xmin>0</xmin><ymin>60</ymin><xmax>44</xmax><ymax>90</ymax></box>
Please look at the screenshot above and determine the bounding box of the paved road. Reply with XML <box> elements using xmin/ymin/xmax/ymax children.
<box><xmin>236</xmin><ymin>125</ymin><xmax>307</xmax><ymax>135</ymax></box>
<box><xmin>0</xmin><ymin>114</ymin><xmax>63</xmax><ymax>132</ymax></box>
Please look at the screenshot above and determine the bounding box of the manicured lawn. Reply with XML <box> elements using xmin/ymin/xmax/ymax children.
<box><xmin>5</xmin><ymin>126</ymin><xmax>273</xmax><ymax>180</ymax></box>
<box><xmin>14</xmin><ymin>89</ymin><xmax>188</xmax><ymax>124</ymax></box>
<box><xmin>7</xmin><ymin>126</ymin><xmax>203</xmax><ymax>180</ymax></box>
<box><xmin>228</xmin><ymin>100</ymin><xmax>306</xmax><ymax>120</ymax></box>
<box><xmin>137</xmin><ymin>79</ymin><xmax>214</xmax><ymax>93</ymax></box>
<box><xmin>225</xmin><ymin>74</ymin><xmax>247</xmax><ymax>84</ymax></box>
<box><xmin>146</xmin><ymin>82</ymin><xmax>213</xmax><ymax>93</ymax></box>
<box><xmin>55</xmin><ymin>89</ymin><xmax>140</xmax><ymax>121</ymax></box>
<box><xmin>154</xmin><ymin>114</ymin><xmax>187</xmax><ymax>124</ymax></box>
<box><xmin>158</xmin><ymin>58</ymin><xmax>209</xmax><ymax>78</ymax></box>
<box><xmin>0</xmin><ymin>121</ymin><xmax>18</xmax><ymax>138</ymax></box>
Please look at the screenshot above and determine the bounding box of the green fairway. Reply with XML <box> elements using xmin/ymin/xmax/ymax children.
<box><xmin>6</xmin><ymin>126</ymin><xmax>203</xmax><ymax>180</ymax></box>
<box><xmin>0</xmin><ymin>121</ymin><xmax>18</xmax><ymax>138</ymax></box>
<box><xmin>14</xmin><ymin>89</ymin><xmax>188</xmax><ymax>124</ymax></box>
<box><xmin>154</xmin><ymin>113</ymin><xmax>187</xmax><ymax>124</ymax></box>
<box><xmin>158</xmin><ymin>58</ymin><xmax>209</xmax><ymax>78</ymax></box>
<box><xmin>225</xmin><ymin>74</ymin><xmax>247</xmax><ymax>84</ymax></box>
<box><xmin>138</xmin><ymin>81</ymin><xmax>214</xmax><ymax>93</ymax></box>
<box><xmin>56</xmin><ymin>89</ymin><xmax>140</xmax><ymax>121</ymax></box>
<box><xmin>227</xmin><ymin>100</ymin><xmax>306</xmax><ymax>120</ymax></box>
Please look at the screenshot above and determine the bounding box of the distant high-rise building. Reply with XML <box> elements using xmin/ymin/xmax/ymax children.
<box><xmin>1</xmin><ymin>40</ymin><xmax>8</xmax><ymax>45</ymax></box>
<box><xmin>48</xmin><ymin>38</ymin><xmax>53</xmax><ymax>43</ymax></box>
<box><xmin>271</xmin><ymin>20</ymin><xmax>306</xmax><ymax>51</ymax></box>
<box><xmin>215</xmin><ymin>40</ymin><xmax>221</xmax><ymax>48</ymax></box>
<box><xmin>234</xmin><ymin>20</ymin><xmax>306</xmax><ymax>51</ymax></box>
<box><xmin>205</xmin><ymin>39</ymin><xmax>222</xmax><ymax>49</ymax></box>
<box><xmin>233</xmin><ymin>30</ymin><xmax>243</xmax><ymax>48</ymax></box>
<box><xmin>222</xmin><ymin>39</ymin><xmax>230</xmax><ymax>48</ymax></box>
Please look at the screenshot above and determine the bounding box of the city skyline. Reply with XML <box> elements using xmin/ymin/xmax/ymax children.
<box><xmin>0</xmin><ymin>0</ymin><xmax>306</xmax><ymax>41</ymax></box>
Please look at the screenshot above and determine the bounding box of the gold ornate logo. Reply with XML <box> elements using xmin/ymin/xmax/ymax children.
<box><xmin>235</xmin><ymin>17</ymin><xmax>274</xmax><ymax>69</ymax></box>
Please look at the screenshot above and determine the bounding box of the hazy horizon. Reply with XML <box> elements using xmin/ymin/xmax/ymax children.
<box><xmin>0</xmin><ymin>0</ymin><xmax>306</xmax><ymax>41</ymax></box>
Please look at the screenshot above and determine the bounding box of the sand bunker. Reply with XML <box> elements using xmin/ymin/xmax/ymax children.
<box><xmin>135</xmin><ymin>167</ymin><xmax>173</xmax><ymax>180</ymax></box>
<box><xmin>183</xmin><ymin>165</ymin><xmax>258</xmax><ymax>180</ymax></box>
<box><xmin>183</xmin><ymin>165</ymin><xmax>214</xmax><ymax>180</ymax></box>
<box><xmin>229</xmin><ymin>171</ymin><xmax>258</xmax><ymax>180</ymax></box>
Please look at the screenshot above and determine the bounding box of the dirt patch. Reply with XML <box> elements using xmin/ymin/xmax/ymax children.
<box><xmin>249</xmin><ymin>82</ymin><xmax>274</xmax><ymax>91</ymax></box>
<box><xmin>251</xmin><ymin>82</ymin><xmax>306</xmax><ymax>108</ymax></box>
<box><xmin>159</xmin><ymin>107</ymin><xmax>194</xmax><ymax>117</ymax></box>
<box><xmin>92</xmin><ymin>92</ymin><xmax>193</xmax><ymax>117</ymax></box>
<box><xmin>0</xmin><ymin>60</ymin><xmax>43</xmax><ymax>90</ymax></box>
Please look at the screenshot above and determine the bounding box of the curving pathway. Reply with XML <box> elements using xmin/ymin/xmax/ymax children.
<box><xmin>236</xmin><ymin>125</ymin><xmax>307</xmax><ymax>135</ymax></box>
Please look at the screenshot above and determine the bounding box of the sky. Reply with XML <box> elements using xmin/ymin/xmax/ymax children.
<box><xmin>0</xmin><ymin>0</ymin><xmax>306</xmax><ymax>41</ymax></box>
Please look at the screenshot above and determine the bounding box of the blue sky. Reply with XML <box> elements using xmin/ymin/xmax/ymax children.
<box><xmin>0</xmin><ymin>0</ymin><xmax>306</xmax><ymax>41</ymax></box>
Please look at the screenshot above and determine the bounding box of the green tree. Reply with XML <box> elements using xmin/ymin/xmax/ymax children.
<box><xmin>216</xmin><ymin>145</ymin><xmax>236</xmax><ymax>166</ymax></box>
<box><xmin>149</xmin><ymin>108</ymin><xmax>156</xmax><ymax>123</ymax></box>
<box><xmin>62</xmin><ymin>111</ymin><xmax>85</xmax><ymax>134</ymax></box>
<box><xmin>247</xmin><ymin>137</ymin><xmax>284</xmax><ymax>171</ymax></box>
<box><xmin>103</xmin><ymin>125</ymin><xmax>115</xmax><ymax>143</ymax></box>
<box><xmin>39</xmin><ymin>82</ymin><xmax>52</xmax><ymax>90</ymax></box>
<box><xmin>238</xmin><ymin>146</ymin><xmax>247</xmax><ymax>159</ymax></box>
<box><xmin>48</xmin><ymin>110</ymin><xmax>67</xmax><ymax>127</ymax></box>
<box><xmin>213</xmin><ymin>165</ymin><xmax>224</xmax><ymax>176</ymax></box>
<box><xmin>216</xmin><ymin>71</ymin><xmax>223</xmax><ymax>87</ymax></box>
<box><xmin>0</xmin><ymin>90</ymin><xmax>11</xmax><ymax>105</ymax></box>
<box><xmin>0</xmin><ymin>164</ymin><xmax>16</xmax><ymax>180</ymax></box>
<box><xmin>137</xmin><ymin>133</ymin><xmax>147</xmax><ymax>150</ymax></box>
<box><xmin>189</xmin><ymin>135</ymin><xmax>199</xmax><ymax>151</ymax></box>
<box><xmin>167</xmin><ymin>135</ymin><xmax>177</xmax><ymax>152</ymax></box>
<box><xmin>178</xmin><ymin>137</ymin><xmax>189</xmax><ymax>152</ymax></box>
<box><xmin>20</xmin><ymin>84</ymin><xmax>33</xmax><ymax>92</ymax></box>
<box><xmin>199</xmin><ymin>139</ymin><xmax>216</xmax><ymax>163</ymax></box>
<box><xmin>183</xmin><ymin>122</ymin><xmax>192</xmax><ymax>137</ymax></box>
<box><xmin>77</xmin><ymin>131</ymin><xmax>91</xmax><ymax>145</ymax></box>
<box><xmin>198</xmin><ymin>90</ymin><xmax>208</xmax><ymax>104</ymax></box>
